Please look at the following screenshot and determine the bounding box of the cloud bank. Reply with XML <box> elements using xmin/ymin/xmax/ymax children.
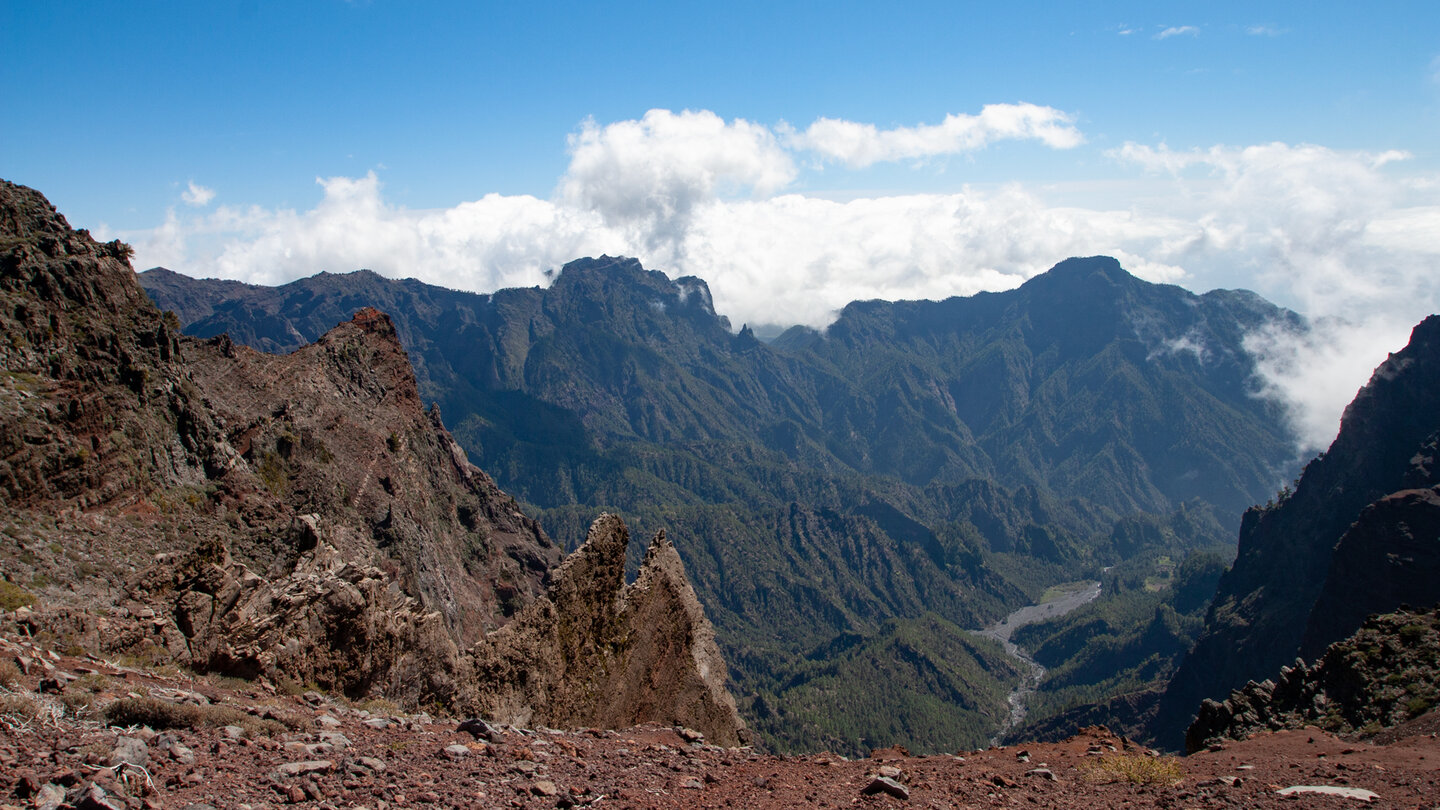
<box><xmin>121</xmin><ymin>107</ymin><xmax>1440</xmax><ymax>453</ymax></box>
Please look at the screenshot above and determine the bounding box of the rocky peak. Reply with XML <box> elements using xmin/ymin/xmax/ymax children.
<box><xmin>350</xmin><ymin>305</ymin><xmax>399</xmax><ymax>338</ymax></box>
<box><xmin>1022</xmin><ymin>255</ymin><xmax>1132</xmax><ymax>290</ymax></box>
<box><xmin>545</xmin><ymin>255</ymin><xmax>732</xmax><ymax>336</ymax></box>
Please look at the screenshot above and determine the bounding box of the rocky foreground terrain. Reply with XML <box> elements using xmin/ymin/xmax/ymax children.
<box><xmin>3</xmin><ymin>625</ymin><xmax>1438</xmax><ymax>809</ymax></box>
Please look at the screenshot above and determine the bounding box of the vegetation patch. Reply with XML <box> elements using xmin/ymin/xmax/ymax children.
<box><xmin>102</xmin><ymin>696</ymin><xmax>288</xmax><ymax>737</ymax></box>
<box><xmin>1080</xmin><ymin>753</ymin><xmax>1184</xmax><ymax>785</ymax></box>
<box><xmin>0</xmin><ymin>579</ymin><xmax>36</xmax><ymax>610</ymax></box>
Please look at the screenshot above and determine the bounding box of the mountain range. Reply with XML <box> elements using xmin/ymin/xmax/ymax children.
<box><xmin>142</xmin><ymin>253</ymin><xmax>1303</xmax><ymax>753</ymax></box>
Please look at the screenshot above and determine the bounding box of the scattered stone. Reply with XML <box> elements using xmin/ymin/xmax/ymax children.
<box><xmin>110</xmin><ymin>736</ymin><xmax>150</xmax><ymax>768</ymax></box>
<box><xmin>169</xmin><ymin>743</ymin><xmax>196</xmax><ymax>766</ymax></box>
<box><xmin>276</xmin><ymin>760</ymin><xmax>335</xmax><ymax>777</ymax></box>
<box><xmin>877</xmin><ymin>765</ymin><xmax>903</xmax><ymax>779</ymax></box>
<box><xmin>12</xmin><ymin>770</ymin><xmax>42</xmax><ymax>799</ymax></box>
<box><xmin>677</xmin><ymin>728</ymin><xmax>704</xmax><ymax>743</ymax></box>
<box><xmin>314</xmin><ymin>714</ymin><xmax>342</xmax><ymax>729</ymax></box>
<box><xmin>76</xmin><ymin>783</ymin><xmax>124</xmax><ymax>810</ymax></box>
<box><xmin>513</xmin><ymin>759</ymin><xmax>539</xmax><ymax>775</ymax></box>
<box><xmin>1026</xmin><ymin>768</ymin><xmax>1059</xmax><ymax>782</ymax></box>
<box><xmin>680</xmin><ymin>777</ymin><xmax>704</xmax><ymax>790</ymax></box>
<box><xmin>219</xmin><ymin>725</ymin><xmax>246</xmax><ymax>740</ymax></box>
<box><xmin>457</xmin><ymin>718</ymin><xmax>503</xmax><ymax>742</ymax></box>
<box><xmin>532</xmin><ymin>780</ymin><xmax>559</xmax><ymax>796</ymax></box>
<box><xmin>317</xmin><ymin>731</ymin><xmax>352</xmax><ymax>749</ymax></box>
<box><xmin>442</xmin><ymin>744</ymin><xmax>472</xmax><ymax>760</ymax></box>
<box><xmin>34</xmin><ymin>783</ymin><xmax>66</xmax><ymax>810</ymax></box>
<box><xmin>356</xmin><ymin>756</ymin><xmax>388</xmax><ymax>773</ymax></box>
<box><xmin>862</xmin><ymin>776</ymin><xmax>910</xmax><ymax>800</ymax></box>
<box><xmin>1276</xmin><ymin>785</ymin><xmax>1379</xmax><ymax>802</ymax></box>
<box><xmin>362</xmin><ymin>717</ymin><xmax>393</xmax><ymax>729</ymax></box>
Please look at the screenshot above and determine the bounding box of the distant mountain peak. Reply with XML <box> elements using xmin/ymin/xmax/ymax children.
<box><xmin>1021</xmin><ymin>255</ymin><xmax>1135</xmax><ymax>291</ymax></box>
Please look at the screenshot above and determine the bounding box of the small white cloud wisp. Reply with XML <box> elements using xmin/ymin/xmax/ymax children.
<box><xmin>181</xmin><ymin>181</ymin><xmax>215</xmax><ymax>207</ymax></box>
<box><xmin>1155</xmin><ymin>25</ymin><xmax>1200</xmax><ymax>40</ymax></box>
<box><xmin>122</xmin><ymin>108</ymin><xmax>1440</xmax><ymax>455</ymax></box>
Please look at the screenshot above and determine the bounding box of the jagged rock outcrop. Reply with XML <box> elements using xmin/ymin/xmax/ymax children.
<box><xmin>0</xmin><ymin>179</ymin><xmax>742</xmax><ymax>740</ymax></box>
<box><xmin>134</xmin><ymin>531</ymin><xmax>467</xmax><ymax>705</ymax></box>
<box><xmin>181</xmin><ymin>306</ymin><xmax>559</xmax><ymax>642</ymax></box>
<box><xmin>1158</xmin><ymin>315</ymin><xmax>1440</xmax><ymax>747</ymax></box>
<box><xmin>1186</xmin><ymin>607</ymin><xmax>1440</xmax><ymax>752</ymax></box>
<box><xmin>470</xmin><ymin>514</ymin><xmax>747</xmax><ymax>746</ymax></box>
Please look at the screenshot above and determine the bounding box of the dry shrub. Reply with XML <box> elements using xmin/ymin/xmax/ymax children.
<box><xmin>0</xmin><ymin>659</ymin><xmax>22</xmax><ymax>689</ymax></box>
<box><xmin>0</xmin><ymin>693</ymin><xmax>42</xmax><ymax>719</ymax></box>
<box><xmin>0</xmin><ymin>692</ymin><xmax>64</xmax><ymax>726</ymax></box>
<box><xmin>74</xmin><ymin>672</ymin><xmax>110</xmax><ymax>692</ymax></box>
<box><xmin>101</xmin><ymin>696</ymin><xmax>286</xmax><ymax>737</ymax></box>
<box><xmin>59</xmin><ymin>691</ymin><xmax>101</xmax><ymax>719</ymax></box>
<box><xmin>1080</xmin><ymin>753</ymin><xmax>1185</xmax><ymax>785</ymax></box>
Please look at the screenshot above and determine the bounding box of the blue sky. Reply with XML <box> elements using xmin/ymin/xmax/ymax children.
<box><xmin>3</xmin><ymin>1</ymin><xmax>1439</xmax><ymax>449</ymax></box>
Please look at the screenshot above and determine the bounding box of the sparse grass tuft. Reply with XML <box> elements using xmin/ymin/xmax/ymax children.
<box><xmin>1080</xmin><ymin>754</ymin><xmax>1185</xmax><ymax>785</ymax></box>
<box><xmin>356</xmin><ymin>697</ymin><xmax>401</xmax><ymax>715</ymax></box>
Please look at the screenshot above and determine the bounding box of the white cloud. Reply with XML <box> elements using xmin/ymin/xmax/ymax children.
<box><xmin>786</xmin><ymin>104</ymin><xmax>1084</xmax><ymax>167</ymax></box>
<box><xmin>182</xmin><ymin>181</ymin><xmax>215</xmax><ymax>207</ymax></box>
<box><xmin>559</xmin><ymin>109</ymin><xmax>794</xmax><ymax>257</ymax></box>
<box><xmin>1155</xmin><ymin>25</ymin><xmax>1199</xmax><ymax>40</ymax></box>
<box><xmin>125</xmin><ymin>110</ymin><xmax>1440</xmax><ymax>455</ymax></box>
<box><xmin>1245</xmin><ymin>24</ymin><xmax>1284</xmax><ymax>36</ymax></box>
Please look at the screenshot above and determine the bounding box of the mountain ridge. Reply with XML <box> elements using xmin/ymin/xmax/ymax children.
<box><xmin>142</xmin><ymin>252</ymin><xmax>1303</xmax><ymax>753</ymax></box>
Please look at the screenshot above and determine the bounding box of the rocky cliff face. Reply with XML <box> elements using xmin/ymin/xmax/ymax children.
<box><xmin>1157</xmin><ymin>315</ymin><xmax>1440</xmax><ymax>747</ymax></box>
<box><xmin>0</xmin><ymin>179</ymin><xmax>743</xmax><ymax>743</ymax></box>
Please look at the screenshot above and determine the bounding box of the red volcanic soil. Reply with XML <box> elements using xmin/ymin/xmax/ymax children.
<box><xmin>2</xmin><ymin>632</ymin><xmax>1437</xmax><ymax>809</ymax></box>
